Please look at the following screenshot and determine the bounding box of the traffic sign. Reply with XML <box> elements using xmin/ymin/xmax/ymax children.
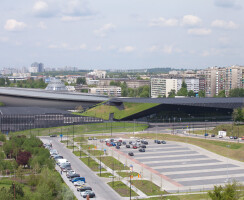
<box><xmin>60</xmin><ymin>134</ymin><xmax>63</xmax><ymax>138</ymax></box>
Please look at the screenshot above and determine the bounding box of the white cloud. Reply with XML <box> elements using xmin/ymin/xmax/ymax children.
<box><xmin>38</xmin><ymin>21</ymin><xmax>47</xmax><ymax>29</ymax></box>
<box><xmin>4</xmin><ymin>19</ymin><xmax>27</xmax><ymax>31</ymax></box>
<box><xmin>80</xmin><ymin>44</ymin><xmax>87</xmax><ymax>50</ymax></box>
<box><xmin>33</xmin><ymin>1</ymin><xmax>51</xmax><ymax>17</ymax></box>
<box><xmin>48</xmin><ymin>44</ymin><xmax>58</xmax><ymax>49</ymax></box>
<box><xmin>0</xmin><ymin>36</ymin><xmax>8</xmax><ymax>43</ymax></box>
<box><xmin>211</xmin><ymin>20</ymin><xmax>238</xmax><ymax>29</ymax></box>
<box><xmin>188</xmin><ymin>28</ymin><xmax>211</xmax><ymax>36</ymax></box>
<box><xmin>182</xmin><ymin>15</ymin><xmax>202</xmax><ymax>27</ymax></box>
<box><xmin>119</xmin><ymin>46</ymin><xmax>135</xmax><ymax>53</ymax></box>
<box><xmin>149</xmin><ymin>45</ymin><xmax>159</xmax><ymax>52</ymax></box>
<box><xmin>94</xmin><ymin>24</ymin><xmax>115</xmax><ymax>37</ymax></box>
<box><xmin>149</xmin><ymin>17</ymin><xmax>178</xmax><ymax>27</ymax></box>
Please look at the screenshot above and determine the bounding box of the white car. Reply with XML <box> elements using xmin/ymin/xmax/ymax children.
<box><xmin>218</xmin><ymin>135</ymin><xmax>223</xmax><ymax>138</ymax></box>
<box><xmin>74</xmin><ymin>181</ymin><xmax>85</xmax><ymax>187</ymax></box>
<box><xmin>80</xmin><ymin>190</ymin><xmax>92</xmax><ymax>196</ymax></box>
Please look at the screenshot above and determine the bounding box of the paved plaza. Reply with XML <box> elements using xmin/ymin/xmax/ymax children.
<box><xmin>111</xmin><ymin>139</ymin><xmax>244</xmax><ymax>192</ymax></box>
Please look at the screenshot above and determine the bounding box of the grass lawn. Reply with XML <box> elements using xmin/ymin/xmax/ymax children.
<box><xmin>73</xmin><ymin>150</ymin><xmax>87</xmax><ymax>157</ymax></box>
<box><xmin>117</xmin><ymin>171</ymin><xmax>139</xmax><ymax>178</ymax></box>
<box><xmin>88</xmin><ymin>150</ymin><xmax>104</xmax><ymax>156</ymax></box>
<box><xmin>194</xmin><ymin>124</ymin><xmax>244</xmax><ymax>137</ymax></box>
<box><xmin>80</xmin><ymin>157</ymin><xmax>105</xmax><ymax>172</ymax></box>
<box><xmin>66</xmin><ymin>145</ymin><xmax>76</xmax><ymax>149</ymax></box>
<box><xmin>97</xmin><ymin>172</ymin><xmax>113</xmax><ymax>178</ymax></box>
<box><xmin>11</xmin><ymin>122</ymin><xmax>148</xmax><ymax>137</ymax></box>
<box><xmin>101</xmin><ymin>156</ymin><xmax>129</xmax><ymax>170</ymax></box>
<box><xmin>107</xmin><ymin>181</ymin><xmax>138</xmax><ymax>197</ymax></box>
<box><xmin>73</xmin><ymin>137</ymin><xmax>86</xmax><ymax>142</ymax></box>
<box><xmin>83</xmin><ymin>144</ymin><xmax>96</xmax><ymax>150</ymax></box>
<box><xmin>134</xmin><ymin>133</ymin><xmax>244</xmax><ymax>162</ymax></box>
<box><xmin>140</xmin><ymin>193</ymin><xmax>210</xmax><ymax>200</ymax></box>
<box><xmin>131</xmin><ymin>180</ymin><xmax>166</xmax><ymax>196</ymax></box>
<box><xmin>76</xmin><ymin>102</ymin><xmax>159</xmax><ymax>120</ymax></box>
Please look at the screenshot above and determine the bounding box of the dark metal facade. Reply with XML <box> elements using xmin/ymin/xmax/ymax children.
<box><xmin>0</xmin><ymin>114</ymin><xmax>103</xmax><ymax>133</ymax></box>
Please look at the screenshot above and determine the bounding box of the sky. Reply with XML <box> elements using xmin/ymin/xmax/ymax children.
<box><xmin>0</xmin><ymin>0</ymin><xmax>244</xmax><ymax>70</ymax></box>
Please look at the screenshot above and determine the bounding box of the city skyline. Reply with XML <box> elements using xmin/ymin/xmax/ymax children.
<box><xmin>0</xmin><ymin>0</ymin><xmax>244</xmax><ymax>69</ymax></box>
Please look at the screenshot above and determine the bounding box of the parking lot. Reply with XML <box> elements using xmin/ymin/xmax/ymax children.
<box><xmin>111</xmin><ymin>139</ymin><xmax>244</xmax><ymax>192</ymax></box>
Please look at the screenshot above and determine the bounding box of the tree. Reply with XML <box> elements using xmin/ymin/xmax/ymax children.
<box><xmin>9</xmin><ymin>183</ymin><xmax>24</xmax><ymax>199</ymax></box>
<box><xmin>217</xmin><ymin>90</ymin><xmax>226</xmax><ymax>98</ymax></box>
<box><xmin>198</xmin><ymin>90</ymin><xmax>205</xmax><ymax>97</ymax></box>
<box><xmin>168</xmin><ymin>89</ymin><xmax>176</xmax><ymax>98</ymax></box>
<box><xmin>188</xmin><ymin>90</ymin><xmax>195</xmax><ymax>97</ymax></box>
<box><xmin>16</xmin><ymin>151</ymin><xmax>32</xmax><ymax>167</ymax></box>
<box><xmin>232</xmin><ymin>108</ymin><xmax>244</xmax><ymax>122</ymax></box>
<box><xmin>177</xmin><ymin>81</ymin><xmax>188</xmax><ymax>96</ymax></box>
<box><xmin>229</xmin><ymin>88</ymin><xmax>244</xmax><ymax>97</ymax></box>
<box><xmin>208</xmin><ymin>181</ymin><xmax>242</xmax><ymax>200</ymax></box>
<box><xmin>76</xmin><ymin>77</ymin><xmax>86</xmax><ymax>85</ymax></box>
<box><xmin>0</xmin><ymin>187</ymin><xmax>13</xmax><ymax>200</ymax></box>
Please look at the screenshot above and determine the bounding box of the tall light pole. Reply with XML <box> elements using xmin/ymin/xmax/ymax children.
<box><xmin>111</xmin><ymin>122</ymin><xmax>112</xmax><ymax>137</ymax></box>
<box><xmin>72</xmin><ymin>124</ymin><xmax>75</xmax><ymax>152</ymax></box>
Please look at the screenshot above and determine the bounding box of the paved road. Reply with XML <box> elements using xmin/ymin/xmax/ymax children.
<box><xmin>41</xmin><ymin>137</ymin><xmax>122</xmax><ymax>200</ymax></box>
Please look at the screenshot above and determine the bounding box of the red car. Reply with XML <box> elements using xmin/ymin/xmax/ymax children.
<box><xmin>133</xmin><ymin>146</ymin><xmax>137</xmax><ymax>149</ymax></box>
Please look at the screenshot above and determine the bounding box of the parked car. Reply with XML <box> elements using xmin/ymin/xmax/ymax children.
<box><xmin>62</xmin><ymin>166</ymin><xmax>72</xmax><ymax>172</ymax></box>
<box><xmin>93</xmin><ymin>137</ymin><xmax>97</xmax><ymax>140</ymax></box>
<box><xmin>132</xmin><ymin>146</ymin><xmax>137</xmax><ymax>149</ymax></box>
<box><xmin>161</xmin><ymin>140</ymin><xmax>166</xmax><ymax>144</ymax></box>
<box><xmin>78</xmin><ymin>186</ymin><xmax>92</xmax><ymax>192</ymax></box>
<box><xmin>81</xmin><ymin>190</ymin><xmax>95</xmax><ymax>198</ymax></box>
<box><xmin>71</xmin><ymin>177</ymin><xmax>85</xmax><ymax>183</ymax></box>
<box><xmin>219</xmin><ymin>135</ymin><xmax>223</xmax><ymax>138</ymax></box>
<box><xmin>116</xmin><ymin>146</ymin><xmax>120</xmax><ymax>149</ymax></box>
<box><xmin>241</xmin><ymin>137</ymin><xmax>244</xmax><ymax>140</ymax></box>
<box><xmin>154</xmin><ymin>140</ymin><xmax>158</xmax><ymax>143</ymax></box>
<box><xmin>69</xmin><ymin>173</ymin><xmax>80</xmax><ymax>180</ymax></box>
<box><xmin>157</xmin><ymin>140</ymin><xmax>161</xmax><ymax>144</ymax></box>
<box><xmin>50</xmin><ymin>134</ymin><xmax>57</xmax><ymax>137</ymax></box>
<box><xmin>204</xmin><ymin>133</ymin><xmax>209</xmax><ymax>137</ymax></box>
<box><xmin>126</xmin><ymin>145</ymin><xmax>130</xmax><ymax>148</ymax></box>
<box><xmin>122</xmin><ymin>141</ymin><xmax>126</xmax><ymax>145</ymax></box>
<box><xmin>234</xmin><ymin>136</ymin><xmax>238</xmax><ymax>139</ymax></box>
<box><xmin>88</xmin><ymin>137</ymin><xmax>92</xmax><ymax>140</ymax></box>
<box><xmin>139</xmin><ymin>148</ymin><xmax>145</xmax><ymax>152</ymax></box>
<box><xmin>141</xmin><ymin>145</ymin><xmax>146</xmax><ymax>148</ymax></box>
<box><xmin>211</xmin><ymin>134</ymin><xmax>215</xmax><ymax>137</ymax></box>
<box><xmin>143</xmin><ymin>141</ymin><xmax>148</xmax><ymax>145</ymax></box>
<box><xmin>229</xmin><ymin>136</ymin><xmax>234</xmax><ymax>139</ymax></box>
<box><xmin>129</xmin><ymin>141</ymin><xmax>132</xmax><ymax>144</ymax></box>
<box><xmin>74</xmin><ymin>181</ymin><xmax>85</xmax><ymax>187</ymax></box>
<box><xmin>66</xmin><ymin>170</ymin><xmax>76</xmax><ymax>177</ymax></box>
<box><xmin>128</xmin><ymin>152</ymin><xmax>134</xmax><ymax>156</ymax></box>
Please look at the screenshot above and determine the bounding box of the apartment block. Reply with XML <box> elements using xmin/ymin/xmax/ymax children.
<box><xmin>151</xmin><ymin>78</ymin><xmax>177</xmax><ymax>98</ymax></box>
<box><xmin>89</xmin><ymin>86</ymin><xmax>121</xmax><ymax>97</ymax></box>
<box><xmin>177</xmin><ymin>78</ymin><xmax>199</xmax><ymax>93</ymax></box>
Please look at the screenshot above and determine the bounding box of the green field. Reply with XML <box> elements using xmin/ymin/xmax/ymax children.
<box><xmin>77</xmin><ymin>102</ymin><xmax>159</xmax><ymax>120</ymax></box>
<box><xmin>10</xmin><ymin>122</ymin><xmax>148</xmax><ymax>136</ymax></box>
<box><xmin>101</xmin><ymin>156</ymin><xmax>129</xmax><ymax>170</ymax></box>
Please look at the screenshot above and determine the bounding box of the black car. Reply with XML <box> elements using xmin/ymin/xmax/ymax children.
<box><xmin>157</xmin><ymin>140</ymin><xmax>161</xmax><ymax>144</ymax></box>
<box><xmin>78</xmin><ymin>186</ymin><xmax>92</xmax><ymax>192</ymax></box>
<box><xmin>154</xmin><ymin>140</ymin><xmax>158</xmax><ymax>143</ymax></box>
<box><xmin>139</xmin><ymin>148</ymin><xmax>145</xmax><ymax>152</ymax></box>
<box><xmin>129</xmin><ymin>141</ymin><xmax>132</xmax><ymax>144</ymax></box>
<box><xmin>161</xmin><ymin>140</ymin><xmax>166</xmax><ymax>144</ymax></box>
<box><xmin>50</xmin><ymin>134</ymin><xmax>57</xmax><ymax>137</ymax></box>
<box><xmin>128</xmin><ymin>152</ymin><xmax>134</xmax><ymax>156</ymax></box>
<box><xmin>211</xmin><ymin>134</ymin><xmax>215</xmax><ymax>137</ymax></box>
<box><xmin>88</xmin><ymin>137</ymin><xmax>92</xmax><ymax>140</ymax></box>
<box><xmin>143</xmin><ymin>141</ymin><xmax>148</xmax><ymax>145</ymax></box>
<box><xmin>126</xmin><ymin>145</ymin><xmax>130</xmax><ymax>148</ymax></box>
<box><xmin>69</xmin><ymin>173</ymin><xmax>80</xmax><ymax>180</ymax></box>
<box><xmin>117</xmin><ymin>142</ymin><xmax>122</xmax><ymax>146</ymax></box>
<box><xmin>141</xmin><ymin>145</ymin><xmax>146</xmax><ymax>148</ymax></box>
<box><xmin>234</xmin><ymin>136</ymin><xmax>238</xmax><ymax>139</ymax></box>
<box><xmin>122</xmin><ymin>141</ymin><xmax>126</xmax><ymax>145</ymax></box>
<box><xmin>116</xmin><ymin>145</ymin><xmax>120</xmax><ymax>149</ymax></box>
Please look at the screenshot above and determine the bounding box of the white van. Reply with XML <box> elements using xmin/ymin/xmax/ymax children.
<box><xmin>57</xmin><ymin>159</ymin><xmax>70</xmax><ymax>166</ymax></box>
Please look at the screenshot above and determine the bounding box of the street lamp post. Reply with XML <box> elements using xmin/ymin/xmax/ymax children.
<box><xmin>111</xmin><ymin>122</ymin><xmax>112</xmax><ymax>137</ymax></box>
<box><xmin>100</xmin><ymin>154</ymin><xmax>102</xmax><ymax>176</ymax></box>
<box><xmin>129</xmin><ymin>164</ymin><xmax>133</xmax><ymax>200</ymax></box>
<box><xmin>72</xmin><ymin>124</ymin><xmax>74</xmax><ymax>152</ymax></box>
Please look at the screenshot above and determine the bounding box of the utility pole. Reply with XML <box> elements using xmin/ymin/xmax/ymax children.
<box><xmin>111</xmin><ymin>122</ymin><xmax>112</xmax><ymax>137</ymax></box>
<box><xmin>100</xmin><ymin>154</ymin><xmax>102</xmax><ymax>176</ymax></box>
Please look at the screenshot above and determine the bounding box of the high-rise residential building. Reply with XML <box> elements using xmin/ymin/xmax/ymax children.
<box><xmin>29</xmin><ymin>62</ymin><xmax>44</xmax><ymax>73</ymax></box>
<box><xmin>151</xmin><ymin>78</ymin><xmax>177</xmax><ymax>98</ymax></box>
<box><xmin>225</xmin><ymin>65</ymin><xmax>244</xmax><ymax>96</ymax></box>
<box><xmin>177</xmin><ymin>78</ymin><xmax>199</xmax><ymax>93</ymax></box>
<box><xmin>204</xmin><ymin>65</ymin><xmax>244</xmax><ymax>97</ymax></box>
